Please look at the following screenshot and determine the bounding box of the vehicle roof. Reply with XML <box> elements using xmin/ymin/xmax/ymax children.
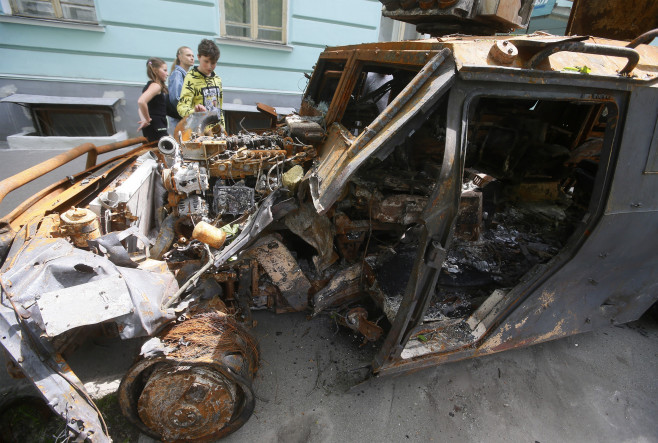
<box><xmin>320</xmin><ymin>34</ymin><xmax>658</xmax><ymax>83</ymax></box>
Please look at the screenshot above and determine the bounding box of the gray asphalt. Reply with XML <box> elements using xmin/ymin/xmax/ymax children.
<box><xmin>0</xmin><ymin>146</ymin><xmax>656</xmax><ymax>443</ymax></box>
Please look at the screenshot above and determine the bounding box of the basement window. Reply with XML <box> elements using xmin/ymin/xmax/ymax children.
<box><xmin>1</xmin><ymin>94</ymin><xmax>119</xmax><ymax>137</ymax></box>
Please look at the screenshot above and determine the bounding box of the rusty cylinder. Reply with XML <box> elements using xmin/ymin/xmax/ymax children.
<box><xmin>118</xmin><ymin>312</ymin><xmax>259</xmax><ymax>441</ymax></box>
<box><xmin>192</xmin><ymin>221</ymin><xmax>227</xmax><ymax>249</ymax></box>
<box><xmin>59</xmin><ymin>207</ymin><xmax>100</xmax><ymax>248</ymax></box>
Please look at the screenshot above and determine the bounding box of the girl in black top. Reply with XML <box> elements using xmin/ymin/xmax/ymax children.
<box><xmin>138</xmin><ymin>57</ymin><xmax>169</xmax><ymax>142</ymax></box>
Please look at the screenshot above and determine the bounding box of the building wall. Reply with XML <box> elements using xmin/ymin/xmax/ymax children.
<box><xmin>0</xmin><ymin>0</ymin><xmax>382</xmax><ymax>141</ymax></box>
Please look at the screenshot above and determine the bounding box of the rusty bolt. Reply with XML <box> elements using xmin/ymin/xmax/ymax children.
<box><xmin>502</xmin><ymin>40</ymin><xmax>508</xmax><ymax>46</ymax></box>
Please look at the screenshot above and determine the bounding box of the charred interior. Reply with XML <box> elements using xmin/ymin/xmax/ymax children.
<box><xmin>404</xmin><ymin>96</ymin><xmax>613</xmax><ymax>355</ymax></box>
<box><xmin>437</xmin><ymin>97</ymin><xmax>608</xmax><ymax>317</ymax></box>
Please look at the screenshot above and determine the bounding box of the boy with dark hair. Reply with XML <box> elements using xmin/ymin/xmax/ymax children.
<box><xmin>177</xmin><ymin>39</ymin><xmax>225</xmax><ymax>127</ymax></box>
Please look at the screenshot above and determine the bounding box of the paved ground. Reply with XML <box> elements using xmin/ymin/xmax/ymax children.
<box><xmin>39</xmin><ymin>311</ymin><xmax>658</xmax><ymax>443</ymax></box>
<box><xmin>0</xmin><ymin>146</ymin><xmax>657</xmax><ymax>442</ymax></box>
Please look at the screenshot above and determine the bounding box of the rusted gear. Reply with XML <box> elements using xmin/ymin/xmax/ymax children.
<box><xmin>118</xmin><ymin>312</ymin><xmax>258</xmax><ymax>441</ymax></box>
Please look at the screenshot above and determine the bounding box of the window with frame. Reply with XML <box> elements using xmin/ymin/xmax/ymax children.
<box><xmin>9</xmin><ymin>0</ymin><xmax>98</xmax><ymax>24</ymax></box>
<box><xmin>221</xmin><ymin>0</ymin><xmax>287</xmax><ymax>44</ymax></box>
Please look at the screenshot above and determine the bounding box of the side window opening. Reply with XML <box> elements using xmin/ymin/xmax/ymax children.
<box><xmin>300</xmin><ymin>60</ymin><xmax>422</xmax><ymax>134</ymax></box>
<box><xmin>401</xmin><ymin>96</ymin><xmax>616</xmax><ymax>357</ymax></box>
<box><xmin>340</xmin><ymin>66</ymin><xmax>417</xmax><ymax>136</ymax></box>
<box><xmin>299</xmin><ymin>60</ymin><xmax>347</xmax><ymax>119</ymax></box>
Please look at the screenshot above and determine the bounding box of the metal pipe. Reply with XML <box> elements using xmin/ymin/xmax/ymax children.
<box><xmin>627</xmin><ymin>28</ymin><xmax>658</xmax><ymax>49</ymax></box>
<box><xmin>157</xmin><ymin>135</ymin><xmax>179</xmax><ymax>157</ymax></box>
<box><xmin>527</xmin><ymin>42</ymin><xmax>640</xmax><ymax>75</ymax></box>
<box><xmin>0</xmin><ymin>137</ymin><xmax>146</xmax><ymax>207</ymax></box>
<box><xmin>347</xmin><ymin>48</ymin><xmax>451</xmax><ymax>158</ymax></box>
<box><xmin>1</xmin><ymin>145</ymin><xmax>147</xmax><ymax>226</ymax></box>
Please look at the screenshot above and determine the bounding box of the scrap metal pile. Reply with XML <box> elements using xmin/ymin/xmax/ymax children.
<box><xmin>0</xmin><ymin>110</ymin><xmax>421</xmax><ymax>441</ymax></box>
<box><xmin>0</xmin><ymin>94</ymin><xmax>602</xmax><ymax>442</ymax></box>
<box><xmin>3</xmin><ymin>24</ymin><xmax>658</xmax><ymax>440</ymax></box>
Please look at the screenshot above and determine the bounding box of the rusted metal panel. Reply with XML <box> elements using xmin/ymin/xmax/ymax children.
<box><xmin>0</xmin><ymin>304</ymin><xmax>110</xmax><ymax>441</ymax></box>
<box><xmin>450</xmin><ymin>36</ymin><xmax>656</xmax><ymax>80</ymax></box>
<box><xmin>244</xmin><ymin>235</ymin><xmax>311</xmax><ymax>311</ymax></box>
<box><xmin>325</xmin><ymin>50</ymin><xmax>360</xmax><ymax>126</ymax></box>
<box><xmin>354</xmin><ymin>49</ymin><xmax>437</xmax><ymax>70</ymax></box>
<box><xmin>284</xmin><ymin>203</ymin><xmax>338</xmax><ymax>272</ymax></box>
<box><xmin>566</xmin><ymin>0</ymin><xmax>658</xmax><ymax>41</ymax></box>
<box><xmin>312</xmin><ymin>263</ymin><xmax>372</xmax><ymax>315</ymax></box>
<box><xmin>380</xmin><ymin>0</ymin><xmax>534</xmax><ymax>34</ymax></box>
<box><xmin>317</xmin><ymin>36</ymin><xmax>658</xmax><ymax>81</ymax></box>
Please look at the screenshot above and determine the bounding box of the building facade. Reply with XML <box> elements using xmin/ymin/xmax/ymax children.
<box><xmin>0</xmin><ymin>0</ymin><xmax>383</xmax><ymax>142</ymax></box>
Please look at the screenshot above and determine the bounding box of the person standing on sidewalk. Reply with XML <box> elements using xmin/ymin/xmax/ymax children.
<box><xmin>167</xmin><ymin>46</ymin><xmax>194</xmax><ymax>130</ymax></box>
<box><xmin>177</xmin><ymin>39</ymin><xmax>225</xmax><ymax>129</ymax></box>
<box><xmin>137</xmin><ymin>57</ymin><xmax>169</xmax><ymax>142</ymax></box>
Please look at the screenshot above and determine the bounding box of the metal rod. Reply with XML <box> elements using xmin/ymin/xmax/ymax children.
<box><xmin>527</xmin><ymin>42</ymin><xmax>640</xmax><ymax>75</ymax></box>
<box><xmin>627</xmin><ymin>28</ymin><xmax>658</xmax><ymax>49</ymax></box>
<box><xmin>0</xmin><ymin>137</ymin><xmax>146</xmax><ymax>207</ymax></box>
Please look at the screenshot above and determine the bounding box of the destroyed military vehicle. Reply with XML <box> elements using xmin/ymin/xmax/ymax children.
<box><xmin>1</xmin><ymin>4</ymin><xmax>658</xmax><ymax>441</ymax></box>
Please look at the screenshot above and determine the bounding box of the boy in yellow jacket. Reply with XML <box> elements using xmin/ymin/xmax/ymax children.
<box><xmin>177</xmin><ymin>39</ymin><xmax>225</xmax><ymax>127</ymax></box>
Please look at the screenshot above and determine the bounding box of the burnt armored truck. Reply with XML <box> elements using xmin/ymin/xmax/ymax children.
<box><xmin>1</xmin><ymin>1</ymin><xmax>657</xmax><ymax>441</ymax></box>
